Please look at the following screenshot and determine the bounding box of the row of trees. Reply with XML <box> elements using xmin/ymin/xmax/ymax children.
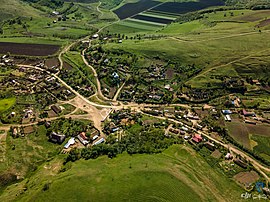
<box><xmin>65</xmin><ymin>128</ymin><xmax>182</xmax><ymax>164</ymax></box>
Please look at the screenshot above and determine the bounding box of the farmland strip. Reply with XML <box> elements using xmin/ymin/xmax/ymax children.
<box><xmin>131</xmin><ymin>14</ymin><xmax>173</xmax><ymax>24</ymax></box>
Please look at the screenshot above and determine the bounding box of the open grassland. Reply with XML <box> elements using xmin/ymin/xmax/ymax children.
<box><xmin>0</xmin><ymin>98</ymin><xmax>16</xmax><ymax>113</ymax></box>
<box><xmin>0</xmin><ymin>145</ymin><xmax>244</xmax><ymax>202</ymax></box>
<box><xmin>0</xmin><ymin>126</ymin><xmax>61</xmax><ymax>182</ymax></box>
<box><xmin>103</xmin><ymin>10</ymin><xmax>270</xmax><ymax>89</ymax></box>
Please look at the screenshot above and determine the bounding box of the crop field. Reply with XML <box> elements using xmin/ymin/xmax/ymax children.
<box><xmin>113</xmin><ymin>0</ymin><xmax>160</xmax><ymax>19</ymax></box>
<box><xmin>0</xmin><ymin>98</ymin><xmax>16</xmax><ymax>113</ymax></box>
<box><xmin>0</xmin><ymin>145</ymin><xmax>244</xmax><ymax>201</ymax></box>
<box><xmin>0</xmin><ymin>42</ymin><xmax>60</xmax><ymax>56</ymax></box>
<box><xmin>131</xmin><ymin>14</ymin><xmax>173</xmax><ymax>24</ymax></box>
<box><xmin>151</xmin><ymin>0</ymin><xmax>225</xmax><ymax>14</ymax></box>
<box><xmin>226</xmin><ymin>121</ymin><xmax>270</xmax><ymax>149</ymax></box>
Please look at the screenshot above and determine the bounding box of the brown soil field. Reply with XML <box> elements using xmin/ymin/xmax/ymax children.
<box><xmin>235</xmin><ymin>10</ymin><xmax>270</xmax><ymax>22</ymax></box>
<box><xmin>165</xmin><ymin>68</ymin><xmax>174</xmax><ymax>79</ymax></box>
<box><xmin>257</xmin><ymin>18</ymin><xmax>270</xmax><ymax>27</ymax></box>
<box><xmin>63</xmin><ymin>61</ymin><xmax>73</xmax><ymax>70</ymax></box>
<box><xmin>211</xmin><ymin>150</ymin><xmax>222</xmax><ymax>159</ymax></box>
<box><xmin>234</xmin><ymin>171</ymin><xmax>259</xmax><ymax>186</ymax></box>
<box><xmin>23</xmin><ymin>126</ymin><xmax>35</xmax><ymax>134</ymax></box>
<box><xmin>45</xmin><ymin>58</ymin><xmax>59</xmax><ymax>68</ymax></box>
<box><xmin>226</xmin><ymin>122</ymin><xmax>251</xmax><ymax>149</ymax></box>
<box><xmin>246</xmin><ymin>124</ymin><xmax>270</xmax><ymax>137</ymax></box>
<box><xmin>0</xmin><ymin>42</ymin><xmax>60</xmax><ymax>56</ymax></box>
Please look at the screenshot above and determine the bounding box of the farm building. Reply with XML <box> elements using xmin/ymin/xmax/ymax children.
<box><xmin>224</xmin><ymin>115</ymin><xmax>232</xmax><ymax>122</ymax></box>
<box><xmin>225</xmin><ymin>153</ymin><xmax>233</xmax><ymax>160</ymax></box>
<box><xmin>192</xmin><ymin>134</ymin><xmax>202</xmax><ymax>143</ymax></box>
<box><xmin>51</xmin><ymin>105</ymin><xmax>62</xmax><ymax>114</ymax></box>
<box><xmin>49</xmin><ymin>132</ymin><xmax>66</xmax><ymax>144</ymax></box>
<box><xmin>242</xmin><ymin>109</ymin><xmax>256</xmax><ymax>117</ymax></box>
<box><xmin>77</xmin><ymin>132</ymin><xmax>89</xmax><ymax>146</ymax></box>
<box><xmin>64</xmin><ymin>137</ymin><xmax>75</xmax><ymax>149</ymax></box>
<box><xmin>222</xmin><ymin>110</ymin><xmax>232</xmax><ymax>115</ymax></box>
<box><xmin>93</xmin><ymin>138</ymin><xmax>105</xmax><ymax>146</ymax></box>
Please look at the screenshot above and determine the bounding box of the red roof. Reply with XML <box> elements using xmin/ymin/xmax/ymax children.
<box><xmin>192</xmin><ymin>134</ymin><xmax>202</xmax><ymax>143</ymax></box>
<box><xmin>80</xmin><ymin>132</ymin><xmax>88</xmax><ymax>140</ymax></box>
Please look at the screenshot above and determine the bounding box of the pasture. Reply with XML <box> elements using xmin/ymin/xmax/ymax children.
<box><xmin>1</xmin><ymin>145</ymin><xmax>244</xmax><ymax>201</ymax></box>
<box><xmin>0</xmin><ymin>98</ymin><xmax>16</xmax><ymax>113</ymax></box>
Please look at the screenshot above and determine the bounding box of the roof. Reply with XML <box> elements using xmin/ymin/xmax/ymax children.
<box><xmin>50</xmin><ymin>132</ymin><xmax>66</xmax><ymax>144</ymax></box>
<box><xmin>192</xmin><ymin>134</ymin><xmax>202</xmax><ymax>143</ymax></box>
<box><xmin>79</xmin><ymin>132</ymin><xmax>88</xmax><ymax>140</ymax></box>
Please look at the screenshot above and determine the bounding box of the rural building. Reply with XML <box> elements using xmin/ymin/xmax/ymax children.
<box><xmin>225</xmin><ymin>153</ymin><xmax>233</xmax><ymax>160</ymax></box>
<box><xmin>192</xmin><ymin>134</ymin><xmax>202</xmax><ymax>143</ymax></box>
<box><xmin>242</xmin><ymin>109</ymin><xmax>255</xmax><ymax>117</ymax></box>
<box><xmin>222</xmin><ymin>110</ymin><xmax>232</xmax><ymax>115</ymax></box>
<box><xmin>93</xmin><ymin>138</ymin><xmax>105</xmax><ymax>145</ymax></box>
<box><xmin>49</xmin><ymin>132</ymin><xmax>66</xmax><ymax>144</ymax></box>
<box><xmin>92</xmin><ymin>34</ymin><xmax>99</xmax><ymax>39</ymax></box>
<box><xmin>77</xmin><ymin>132</ymin><xmax>89</xmax><ymax>146</ymax></box>
<box><xmin>224</xmin><ymin>115</ymin><xmax>231</xmax><ymax>122</ymax></box>
<box><xmin>64</xmin><ymin>137</ymin><xmax>75</xmax><ymax>149</ymax></box>
<box><xmin>51</xmin><ymin>105</ymin><xmax>62</xmax><ymax>114</ymax></box>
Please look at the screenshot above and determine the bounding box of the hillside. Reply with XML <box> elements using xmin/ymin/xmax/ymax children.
<box><xmin>0</xmin><ymin>145</ymin><xmax>244</xmax><ymax>202</ymax></box>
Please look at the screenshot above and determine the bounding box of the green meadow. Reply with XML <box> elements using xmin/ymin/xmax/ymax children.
<box><xmin>0</xmin><ymin>145</ymin><xmax>244</xmax><ymax>202</ymax></box>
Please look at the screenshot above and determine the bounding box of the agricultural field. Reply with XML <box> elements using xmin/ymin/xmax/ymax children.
<box><xmin>226</xmin><ymin>121</ymin><xmax>270</xmax><ymax>149</ymax></box>
<box><xmin>0</xmin><ymin>145</ymin><xmax>244</xmax><ymax>201</ymax></box>
<box><xmin>0</xmin><ymin>42</ymin><xmax>60</xmax><ymax>56</ymax></box>
<box><xmin>151</xmin><ymin>0</ymin><xmax>224</xmax><ymax>14</ymax></box>
<box><xmin>113</xmin><ymin>0</ymin><xmax>160</xmax><ymax>19</ymax></box>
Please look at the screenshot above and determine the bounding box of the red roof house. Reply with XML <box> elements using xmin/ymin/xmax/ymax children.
<box><xmin>192</xmin><ymin>134</ymin><xmax>202</xmax><ymax>143</ymax></box>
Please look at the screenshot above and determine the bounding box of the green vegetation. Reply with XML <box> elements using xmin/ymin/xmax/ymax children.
<box><xmin>0</xmin><ymin>145</ymin><xmax>244</xmax><ymax>201</ymax></box>
<box><xmin>0</xmin><ymin>98</ymin><xmax>16</xmax><ymax>113</ymax></box>
<box><xmin>251</xmin><ymin>135</ymin><xmax>270</xmax><ymax>159</ymax></box>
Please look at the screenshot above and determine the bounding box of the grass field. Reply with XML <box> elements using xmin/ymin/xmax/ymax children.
<box><xmin>0</xmin><ymin>98</ymin><xmax>16</xmax><ymax>113</ymax></box>
<box><xmin>0</xmin><ymin>145</ymin><xmax>244</xmax><ymax>201</ymax></box>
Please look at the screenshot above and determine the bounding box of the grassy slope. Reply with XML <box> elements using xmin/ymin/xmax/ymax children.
<box><xmin>0</xmin><ymin>145</ymin><xmax>244</xmax><ymax>202</ymax></box>
<box><xmin>103</xmin><ymin>10</ymin><xmax>270</xmax><ymax>88</ymax></box>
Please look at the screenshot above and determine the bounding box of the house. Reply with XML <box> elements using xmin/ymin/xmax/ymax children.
<box><xmin>242</xmin><ymin>109</ymin><xmax>255</xmax><ymax>117</ymax></box>
<box><xmin>225</xmin><ymin>153</ymin><xmax>233</xmax><ymax>160</ymax></box>
<box><xmin>222</xmin><ymin>110</ymin><xmax>232</xmax><ymax>115</ymax></box>
<box><xmin>93</xmin><ymin>138</ymin><xmax>105</xmax><ymax>145</ymax></box>
<box><xmin>224</xmin><ymin>115</ymin><xmax>232</xmax><ymax>122</ymax></box>
<box><xmin>92</xmin><ymin>34</ymin><xmax>99</xmax><ymax>39</ymax></box>
<box><xmin>64</xmin><ymin>137</ymin><xmax>75</xmax><ymax>149</ymax></box>
<box><xmin>192</xmin><ymin>134</ymin><xmax>202</xmax><ymax>143</ymax></box>
<box><xmin>77</xmin><ymin>132</ymin><xmax>89</xmax><ymax>146</ymax></box>
<box><xmin>92</xmin><ymin>135</ymin><xmax>99</xmax><ymax>141</ymax></box>
<box><xmin>49</xmin><ymin>132</ymin><xmax>66</xmax><ymax>144</ymax></box>
<box><xmin>51</xmin><ymin>105</ymin><xmax>62</xmax><ymax>114</ymax></box>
